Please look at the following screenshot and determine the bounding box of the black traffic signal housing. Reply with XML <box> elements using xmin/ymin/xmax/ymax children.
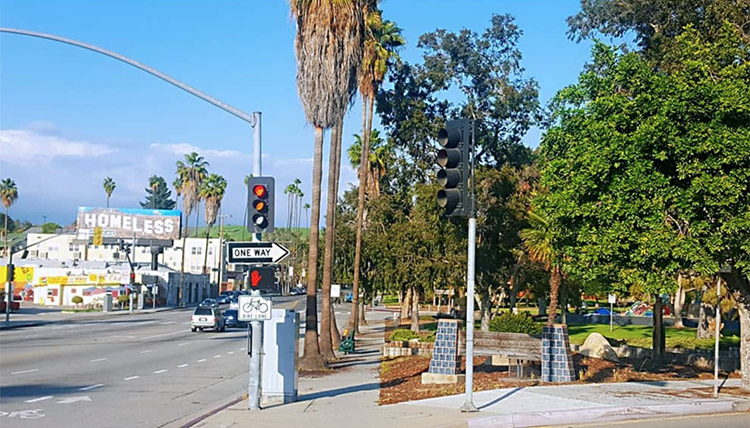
<box><xmin>247</xmin><ymin>177</ymin><xmax>275</xmax><ymax>234</ymax></box>
<box><xmin>436</xmin><ymin>119</ymin><xmax>471</xmax><ymax>217</ymax></box>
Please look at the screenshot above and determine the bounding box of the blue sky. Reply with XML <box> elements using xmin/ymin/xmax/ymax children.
<box><xmin>0</xmin><ymin>0</ymin><xmax>595</xmax><ymax>228</ymax></box>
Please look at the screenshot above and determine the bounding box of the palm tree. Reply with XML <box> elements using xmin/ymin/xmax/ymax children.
<box><xmin>350</xmin><ymin>10</ymin><xmax>404</xmax><ymax>333</ymax></box>
<box><xmin>173</xmin><ymin>177</ymin><xmax>183</xmax><ymax>209</ymax></box>
<box><xmin>103</xmin><ymin>177</ymin><xmax>116</xmax><ymax>208</ymax></box>
<box><xmin>199</xmin><ymin>174</ymin><xmax>227</xmax><ymax>275</ymax></box>
<box><xmin>148</xmin><ymin>175</ymin><xmax>161</xmax><ymax>209</ymax></box>
<box><xmin>349</xmin><ymin>130</ymin><xmax>392</xmax><ymax>197</ymax></box>
<box><xmin>290</xmin><ymin>0</ymin><xmax>365</xmax><ymax>371</ymax></box>
<box><xmin>1</xmin><ymin>178</ymin><xmax>18</xmax><ymax>258</ymax></box>
<box><xmin>520</xmin><ymin>210</ymin><xmax>562</xmax><ymax>325</ymax></box>
<box><xmin>303</xmin><ymin>203</ymin><xmax>311</xmax><ymax>229</ymax></box>
<box><xmin>284</xmin><ymin>184</ymin><xmax>295</xmax><ymax>229</ymax></box>
<box><xmin>175</xmin><ymin>152</ymin><xmax>209</xmax><ymax>306</ymax></box>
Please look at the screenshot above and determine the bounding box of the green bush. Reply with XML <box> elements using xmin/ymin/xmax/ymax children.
<box><xmin>389</xmin><ymin>329</ymin><xmax>420</xmax><ymax>342</ymax></box>
<box><xmin>489</xmin><ymin>312</ymin><xmax>542</xmax><ymax>336</ymax></box>
<box><xmin>71</xmin><ymin>296</ymin><xmax>83</xmax><ymax>304</ymax></box>
<box><xmin>420</xmin><ymin>331</ymin><xmax>436</xmax><ymax>343</ymax></box>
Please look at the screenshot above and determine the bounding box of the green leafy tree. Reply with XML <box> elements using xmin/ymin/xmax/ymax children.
<box><xmin>1</xmin><ymin>178</ymin><xmax>18</xmax><ymax>257</ymax></box>
<box><xmin>539</xmin><ymin>26</ymin><xmax>750</xmax><ymax>386</ymax></box>
<box><xmin>102</xmin><ymin>177</ymin><xmax>116</xmax><ymax>208</ymax></box>
<box><xmin>141</xmin><ymin>176</ymin><xmax>176</xmax><ymax>210</ymax></box>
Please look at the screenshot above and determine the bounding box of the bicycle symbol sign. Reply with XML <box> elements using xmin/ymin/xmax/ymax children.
<box><xmin>238</xmin><ymin>295</ymin><xmax>272</xmax><ymax>321</ymax></box>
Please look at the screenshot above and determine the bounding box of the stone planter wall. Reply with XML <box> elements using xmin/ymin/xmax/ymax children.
<box><xmin>382</xmin><ymin>340</ymin><xmax>434</xmax><ymax>358</ymax></box>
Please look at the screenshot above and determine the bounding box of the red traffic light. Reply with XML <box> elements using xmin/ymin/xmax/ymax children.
<box><xmin>253</xmin><ymin>185</ymin><xmax>268</xmax><ymax>198</ymax></box>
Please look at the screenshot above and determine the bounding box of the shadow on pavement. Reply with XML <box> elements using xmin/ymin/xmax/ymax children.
<box><xmin>297</xmin><ymin>382</ymin><xmax>380</xmax><ymax>401</ymax></box>
<box><xmin>0</xmin><ymin>383</ymin><xmax>105</xmax><ymax>399</ymax></box>
<box><xmin>478</xmin><ymin>386</ymin><xmax>524</xmax><ymax>410</ymax></box>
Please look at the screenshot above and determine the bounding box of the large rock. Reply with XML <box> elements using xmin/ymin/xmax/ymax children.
<box><xmin>579</xmin><ymin>332</ymin><xmax>620</xmax><ymax>363</ymax></box>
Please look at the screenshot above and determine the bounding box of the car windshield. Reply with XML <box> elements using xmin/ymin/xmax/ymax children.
<box><xmin>194</xmin><ymin>307</ymin><xmax>212</xmax><ymax>316</ymax></box>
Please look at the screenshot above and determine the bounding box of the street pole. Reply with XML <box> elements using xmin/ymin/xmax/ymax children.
<box><xmin>461</xmin><ymin>217</ymin><xmax>478</xmax><ymax>412</ymax></box>
<box><xmin>714</xmin><ymin>277</ymin><xmax>721</xmax><ymax>397</ymax></box>
<box><xmin>248</xmin><ymin>291</ymin><xmax>263</xmax><ymax>410</ymax></box>
<box><xmin>247</xmin><ymin>111</ymin><xmax>263</xmax><ymax>410</ymax></box>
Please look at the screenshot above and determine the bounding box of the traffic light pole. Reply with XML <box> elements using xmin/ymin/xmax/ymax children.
<box><xmin>248</xmin><ymin>111</ymin><xmax>263</xmax><ymax>410</ymax></box>
<box><xmin>461</xmin><ymin>120</ymin><xmax>478</xmax><ymax>413</ymax></box>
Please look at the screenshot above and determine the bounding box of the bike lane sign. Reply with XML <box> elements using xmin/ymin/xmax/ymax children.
<box><xmin>238</xmin><ymin>295</ymin><xmax>272</xmax><ymax>321</ymax></box>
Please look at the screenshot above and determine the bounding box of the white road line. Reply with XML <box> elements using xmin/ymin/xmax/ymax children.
<box><xmin>197</xmin><ymin>359</ymin><xmax>206</xmax><ymax>363</ymax></box>
<box><xmin>227</xmin><ymin>351</ymin><xmax>234</xmax><ymax>355</ymax></box>
<box><xmin>153</xmin><ymin>369</ymin><xmax>167</xmax><ymax>374</ymax></box>
<box><xmin>124</xmin><ymin>376</ymin><xmax>140</xmax><ymax>381</ymax></box>
<box><xmin>11</xmin><ymin>369</ymin><xmax>38</xmax><ymax>375</ymax></box>
<box><xmin>177</xmin><ymin>342</ymin><xmax>189</xmax><ymax>347</ymax></box>
<box><xmin>79</xmin><ymin>384</ymin><xmax>104</xmax><ymax>391</ymax></box>
<box><xmin>90</xmin><ymin>358</ymin><xmax>107</xmax><ymax>362</ymax></box>
<box><xmin>178</xmin><ymin>364</ymin><xmax>189</xmax><ymax>368</ymax></box>
<box><xmin>213</xmin><ymin>354</ymin><xmax>222</xmax><ymax>359</ymax></box>
<box><xmin>239</xmin><ymin>347</ymin><xmax>245</xmax><ymax>351</ymax></box>
<box><xmin>140</xmin><ymin>350</ymin><xmax>153</xmax><ymax>354</ymax></box>
<box><xmin>160</xmin><ymin>321</ymin><xmax>176</xmax><ymax>325</ymax></box>
<box><xmin>140</xmin><ymin>331</ymin><xmax>184</xmax><ymax>340</ymax></box>
<box><xmin>25</xmin><ymin>396</ymin><xmax>53</xmax><ymax>403</ymax></box>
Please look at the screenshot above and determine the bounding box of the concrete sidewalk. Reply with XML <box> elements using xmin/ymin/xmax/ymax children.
<box><xmin>185</xmin><ymin>312</ymin><xmax>750</xmax><ymax>428</ymax></box>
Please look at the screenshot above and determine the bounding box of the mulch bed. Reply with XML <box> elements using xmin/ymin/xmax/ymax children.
<box><xmin>379</xmin><ymin>353</ymin><xmax>742</xmax><ymax>405</ymax></box>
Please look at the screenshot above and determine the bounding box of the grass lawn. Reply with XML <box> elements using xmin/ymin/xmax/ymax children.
<box><xmin>567</xmin><ymin>324</ymin><xmax>740</xmax><ymax>350</ymax></box>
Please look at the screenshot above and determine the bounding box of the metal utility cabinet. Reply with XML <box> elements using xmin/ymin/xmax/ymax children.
<box><xmin>261</xmin><ymin>309</ymin><xmax>299</xmax><ymax>406</ymax></box>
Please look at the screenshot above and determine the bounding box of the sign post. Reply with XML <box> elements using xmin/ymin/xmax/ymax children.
<box><xmin>238</xmin><ymin>293</ymin><xmax>272</xmax><ymax>410</ymax></box>
<box><xmin>608</xmin><ymin>294</ymin><xmax>616</xmax><ymax>332</ymax></box>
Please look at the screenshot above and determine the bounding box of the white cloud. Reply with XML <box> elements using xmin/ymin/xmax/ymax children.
<box><xmin>0</xmin><ymin>129</ymin><xmax>115</xmax><ymax>165</ymax></box>
<box><xmin>149</xmin><ymin>143</ymin><xmax>244</xmax><ymax>159</ymax></box>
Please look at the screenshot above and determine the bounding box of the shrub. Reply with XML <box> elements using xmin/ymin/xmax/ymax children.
<box><xmin>420</xmin><ymin>331</ymin><xmax>436</xmax><ymax>343</ymax></box>
<box><xmin>488</xmin><ymin>312</ymin><xmax>542</xmax><ymax>336</ymax></box>
<box><xmin>71</xmin><ymin>296</ymin><xmax>83</xmax><ymax>305</ymax></box>
<box><xmin>389</xmin><ymin>329</ymin><xmax>420</xmax><ymax>342</ymax></box>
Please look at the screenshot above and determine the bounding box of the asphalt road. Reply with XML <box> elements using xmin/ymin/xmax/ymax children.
<box><xmin>0</xmin><ymin>295</ymin><xmax>309</xmax><ymax>428</ymax></box>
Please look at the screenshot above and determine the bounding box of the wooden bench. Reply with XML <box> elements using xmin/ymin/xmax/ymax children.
<box><xmin>339</xmin><ymin>329</ymin><xmax>355</xmax><ymax>354</ymax></box>
<box><xmin>459</xmin><ymin>331</ymin><xmax>542</xmax><ymax>377</ymax></box>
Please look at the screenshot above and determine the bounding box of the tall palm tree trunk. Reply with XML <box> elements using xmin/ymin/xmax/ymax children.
<box><xmin>202</xmin><ymin>226</ymin><xmax>212</xmax><ymax>275</ymax></box>
<box><xmin>300</xmin><ymin>126</ymin><xmax>326</xmax><ymax>371</ymax></box>
<box><xmin>547</xmin><ymin>266</ymin><xmax>561</xmax><ymax>325</ymax></box>
<box><xmin>348</xmin><ymin>94</ymin><xmax>371</xmax><ymax>334</ymax></box>
<box><xmin>4</xmin><ymin>207</ymin><xmax>8</xmax><ymax>258</ymax></box>
<box><xmin>320</xmin><ymin>121</ymin><xmax>341</xmax><ymax>361</ymax></box>
<box><xmin>330</xmin><ymin>120</ymin><xmax>344</xmax><ymax>348</ymax></box>
<box><xmin>179</xmin><ymin>223</ymin><xmax>188</xmax><ymax>307</ymax></box>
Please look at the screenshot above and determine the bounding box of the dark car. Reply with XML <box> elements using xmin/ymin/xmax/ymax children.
<box><xmin>223</xmin><ymin>309</ymin><xmax>247</xmax><ymax>328</ymax></box>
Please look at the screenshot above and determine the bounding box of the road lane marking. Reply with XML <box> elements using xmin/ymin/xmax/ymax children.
<box><xmin>140</xmin><ymin>331</ymin><xmax>184</xmax><ymax>340</ymax></box>
<box><xmin>25</xmin><ymin>396</ymin><xmax>53</xmax><ymax>403</ymax></box>
<box><xmin>213</xmin><ymin>354</ymin><xmax>222</xmax><ymax>359</ymax></box>
<box><xmin>153</xmin><ymin>369</ymin><xmax>167</xmax><ymax>374</ymax></box>
<box><xmin>11</xmin><ymin>369</ymin><xmax>38</xmax><ymax>375</ymax></box>
<box><xmin>160</xmin><ymin>321</ymin><xmax>176</xmax><ymax>325</ymax></box>
<box><xmin>140</xmin><ymin>350</ymin><xmax>153</xmax><ymax>354</ymax></box>
<box><xmin>177</xmin><ymin>342</ymin><xmax>189</xmax><ymax>347</ymax></box>
<box><xmin>239</xmin><ymin>347</ymin><xmax>245</xmax><ymax>351</ymax></box>
<box><xmin>57</xmin><ymin>396</ymin><xmax>91</xmax><ymax>404</ymax></box>
<box><xmin>227</xmin><ymin>351</ymin><xmax>234</xmax><ymax>355</ymax></box>
<box><xmin>124</xmin><ymin>376</ymin><xmax>140</xmax><ymax>381</ymax></box>
<box><xmin>79</xmin><ymin>384</ymin><xmax>104</xmax><ymax>391</ymax></box>
<box><xmin>178</xmin><ymin>364</ymin><xmax>189</xmax><ymax>368</ymax></box>
<box><xmin>90</xmin><ymin>358</ymin><xmax>107</xmax><ymax>362</ymax></box>
<box><xmin>197</xmin><ymin>359</ymin><xmax>206</xmax><ymax>363</ymax></box>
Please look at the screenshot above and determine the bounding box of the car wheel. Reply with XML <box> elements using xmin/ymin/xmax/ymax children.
<box><xmin>199</xmin><ymin>327</ymin><xmax>204</xmax><ymax>331</ymax></box>
<box><xmin>191</xmin><ymin>327</ymin><xmax>197</xmax><ymax>332</ymax></box>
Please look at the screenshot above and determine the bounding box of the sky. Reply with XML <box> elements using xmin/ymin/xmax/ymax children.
<box><xmin>0</xmin><ymin>0</ymin><xmax>595</xmax><ymax>228</ymax></box>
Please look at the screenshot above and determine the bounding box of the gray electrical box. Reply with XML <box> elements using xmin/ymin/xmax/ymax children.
<box><xmin>261</xmin><ymin>309</ymin><xmax>299</xmax><ymax>406</ymax></box>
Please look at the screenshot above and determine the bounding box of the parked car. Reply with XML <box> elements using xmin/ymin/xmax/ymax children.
<box><xmin>216</xmin><ymin>295</ymin><xmax>232</xmax><ymax>305</ymax></box>
<box><xmin>223</xmin><ymin>309</ymin><xmax>247</xmax><ymax>329</ymax></box>
<box><xmin>199</xmin><ymin>298</ymin><xmax>218</xmax><ymax>307</ymax></box>
<box><xmin>191</xmin><ymin>306</ymin><xmax>225</xmax><ymax>332</ymax></box>
<box><xmin>0</xmin><ymin>299</ymin><xmax>20</xmax><ymax>312</ymax></box>
<box><xmin>289</xmin><ymin>287</ymin><xmax>306</xmax><ymax>296</ymax></box>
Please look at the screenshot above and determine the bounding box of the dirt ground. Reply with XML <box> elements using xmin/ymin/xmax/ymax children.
<box><xmin>378</xmin><ymin>354</ymin><xmax>742</xmax><ymax>405</ymax></box>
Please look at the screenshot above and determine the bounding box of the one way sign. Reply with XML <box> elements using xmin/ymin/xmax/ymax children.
<box><xmin>227</xmin><ymin>242</ymin><xmax>290</xmax><ymax>264</ymax></box>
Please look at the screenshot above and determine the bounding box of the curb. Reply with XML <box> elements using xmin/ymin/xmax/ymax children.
<box><xmin>0</xmin><ymin>321</ymin><xmax>46</xmax><ymax>330</ymax></box>
<box><xmin>468</xmin><ymin>399</ymin><xmax>742</xmax><ymax>428</ymax></box>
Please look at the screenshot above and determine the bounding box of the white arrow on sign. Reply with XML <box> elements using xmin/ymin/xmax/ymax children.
<box><xmin>227</xmin><ymin>242</ymin><xmax>290</xmax><ymax>264</ymax></box>
<box><xmin>57</xmin><ymin>396</ymin><xmax>91</xmax><ymax>404</ymax></box>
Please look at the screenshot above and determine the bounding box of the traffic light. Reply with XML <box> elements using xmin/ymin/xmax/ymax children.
<box><xmin>247</xmin><ymin>177</ymin><xmax>275</xmax><ymax>234</ymax></box>
<box><xmin>436</xmin><ymin>119</ymin><xmax>471</xmax><ymax>217</ymax></box>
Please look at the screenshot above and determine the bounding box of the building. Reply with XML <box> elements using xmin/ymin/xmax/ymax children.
<box><xmin>2</xmin><ymin>232</ymin><xmax>222</xmax><ymax>307</ymax></box>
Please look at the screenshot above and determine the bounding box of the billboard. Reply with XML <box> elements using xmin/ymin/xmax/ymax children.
<box><xmin>76</xmin><ymin>207</ymin><xmax>181</xmax><ymax>241</ymax></box>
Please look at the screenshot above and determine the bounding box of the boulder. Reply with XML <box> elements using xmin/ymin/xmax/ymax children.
<box><xmin>579</xmin><ymin>332</ymin><xmax>620</xmax><ymax>363</ymax></box>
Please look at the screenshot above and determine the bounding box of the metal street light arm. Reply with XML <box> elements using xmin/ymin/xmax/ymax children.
<box><xmin>0</xmin><ymin>27</ymin><xmax>257</xmax><ymax>126</ymax></box>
